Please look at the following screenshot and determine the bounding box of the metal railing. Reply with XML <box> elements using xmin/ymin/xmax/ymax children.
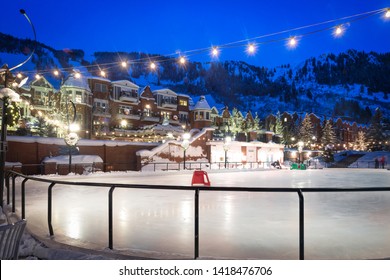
<box><xmin>141</xmin><ymin>161</ymin><xmax>276</xmax><ymax>171</ymax></box>
<box><xmin>3</xmin><ymin>170</ymin><xmax>390</xmax><ymax>260</ymax></box>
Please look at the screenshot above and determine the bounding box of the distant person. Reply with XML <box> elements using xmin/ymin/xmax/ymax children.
<box><xmin>375</xmin><ymin>158</ymin><xmax>379</xmax><ymax>169</ymax></box>
<box><xmin>380</xmin><ymin>156</ymin><xmax>385</xmax><ymax>169</ymax></box>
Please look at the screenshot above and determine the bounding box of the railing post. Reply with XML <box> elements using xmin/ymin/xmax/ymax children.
<box><xmin>108</xmin><ymin>186</ymin><xmax>115</xmax><ymax>250</ymax></box>
<box><xmin>194</xmin><ymin>188</ymin><xmax>199</xmax><ymax>259</ymax></box>
<box><xmin>297</xmin><ymin>189</ymin><xmax>304</xmax><ymax>260</ymax></box>
<box><xmin>12</xmin><ymin>174</ymin><xmax>16</xmax><ymax>212</ymax></box>
<box><xmin>48</xmin><ymin>182</ymin><xmax>56</xmax><ymax>236</ymax></box>
<box><xmin>5</xmin><ymin>171</ymin><xmax>10</xmax><ymax>205</ymax></box>
<box><xmin>21</xmin><ymin>178</ymin><xmax>28</xmax><ymax>219</ymax></box>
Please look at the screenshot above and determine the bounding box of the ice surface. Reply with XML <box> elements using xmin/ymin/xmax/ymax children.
<box><xmin>11</xmin><ymin>169</ymin><xmax>390</xmax><ymax>259</ymax></box>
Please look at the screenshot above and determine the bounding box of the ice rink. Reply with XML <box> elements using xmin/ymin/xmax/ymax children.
<box><xmin>12</xmin><ymin>168</ymin><xmax>390</xmax><ymax>259</ymax></box>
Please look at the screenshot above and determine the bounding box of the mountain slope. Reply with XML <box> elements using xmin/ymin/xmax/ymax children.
<box><xmin>1</xmin><ymin>32</ymin><xmax>389</xmax><ymax>122</ymax></box>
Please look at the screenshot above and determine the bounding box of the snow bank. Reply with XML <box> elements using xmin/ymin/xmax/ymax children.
<box><xmin>42</xmin><ymin>155</ymin><xmax>103</xmax><ymax>164</ymax></box>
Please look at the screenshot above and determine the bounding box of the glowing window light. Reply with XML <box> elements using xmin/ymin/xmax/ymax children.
<box><xmin>150</xmin><ymin>62</ymin><xmax>157</xmax><ymax>70</ymax></box>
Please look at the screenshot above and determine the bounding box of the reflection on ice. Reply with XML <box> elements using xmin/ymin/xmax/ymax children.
<box><xmin>13</xmin><ymin>169</ymin><xmax>390</xmax><ymax>259</ymax></box>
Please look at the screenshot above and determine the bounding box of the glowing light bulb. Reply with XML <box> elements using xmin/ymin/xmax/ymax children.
<box><xmin>247</xmin><ymin>44</ymin><xmax>256</xmax><ymax>54</ymax></box>
<box><xmin>53</xmin><ymin>70</ymin><xmax>59</xmax><ymax>76</ymax></box>
<box><xmin>74</xmin><ymin>72</ymin><xmax>81</xmax><ymax>79</ymax></box>
<box><xmin>246</xmin><ymin>43</ymin><xmax>257</xmax><ymax>55</ymax></box>
<box><xmin>289</xmin><ymin>37</ymin><xmax>297</xmax><ymax>47</ymax></box>
<box><xmin>150</xmin><ymin>62</ymin><xmax>156</xmax><ymax>70</ymax></box>
<box><xmin>121</xmin><ymin>61</ymin><xmax>127</xmax><ymax>67</ymax></box>
<box><xmin>100</xmin><ymin>70</ymin><xmax>106</xmax><ymax>77</ymax></box>
<box><xmin>179</xmin><ymin>56</ymin><xmax>186</xmax><ymax>64</ymax></box>
<box><xmin>333</xmin><ymin>25</ymin><xmax>344</xmax><ymax>37</ymax></box>
<box><xmin>211</xmin><ymin>47</ymin><xmax>219</xmax><ymax>57</ymax></box>
<box><xmin>17</xmin><ymin>73</ymin><xmax>23</xmax><ymax>78</ymax></box>
<box><xmin>386</xmin><ymin>9</ymin><xmax>390</xmax><ymax>18</ymax></box>
<box><xmin>35</xmin><ymin>74</ymin><xmax>41</xmax><ymax>79</ymax></box>
<box><xmin>287</xmin><ymin>37</ymin><xmax>298</xmax><ymax>49</ymax></box>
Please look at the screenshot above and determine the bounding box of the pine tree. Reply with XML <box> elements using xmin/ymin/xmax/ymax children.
<box><xmin>299</xmin><ymin>114</ymin><xmax>313</xmax><ymax>147</ymax></box>
<box><xmin>274</xmin><ymin>111</ymin><xmax>285</xmax><ymax>144</ymax></box>
<box><xmin>228</xmin><ymin>108</ymin><xmax>244</xmax><ymax>139</ymax></box>
<box><xmin>366</xmin><ymin>108</ymin><xmax>385</xmax><ymax>151</ymax></box>
<box><xmin>353</xmin><ymin>131</ymin><xmax>367</xmax><ymax>151</ymax></box>
<box><xmin>321</xmin><ymin>120</ymin><xmax>336</xmax><ymax>149</ymax></box>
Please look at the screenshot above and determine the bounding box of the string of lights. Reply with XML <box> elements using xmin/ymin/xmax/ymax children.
<box><xmin>13</xmin><ymin>7</ymin><xmax>390</xmax><ymax>79</ymax></box>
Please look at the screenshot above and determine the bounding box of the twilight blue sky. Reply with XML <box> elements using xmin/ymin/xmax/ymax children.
<box><xmin>2</xmin><ymin>0</ymin><xmax>390</xmax><ymax>67</ymax></box>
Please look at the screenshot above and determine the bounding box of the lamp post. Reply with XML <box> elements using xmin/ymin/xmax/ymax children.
<box><xmin>0</xmin><ymin>9</ymin><xmax>36</xmax><ymax>208</ymax></box>
<box><xmin>181</xmin><ymin>132</ymin><xmax>191</xmax><ymax>170</ymax></box>
<box><xmin>64</xmin><ymin>100</ymin><xmax>79</xmax><ymax>173</ymax></box>
<box><xmin>298</xmin><ymin>141</ymin><xmax>304</xmax><ymax>163</ymax></box>
<box><xmin>223</xmin><ymin>136</ymin><xmax>232</xmax><ymax>169</ymax></box>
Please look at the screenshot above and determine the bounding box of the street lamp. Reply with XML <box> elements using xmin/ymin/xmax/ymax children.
<box><xmin>298</xmin><ymin>141</ymin><xmax>304</xmax><ymax>163</ymax></box>
<box><xmin>181</xmin><ymin>132</ymin><xmax>191</xmax><ymax>170</ymax></box>
<box><xmin>0</xmin><ymin>9</ymin><xmax>36</xmax><ymax>208</ymax></box>
<box><xmin>64</xmin><ymin>100</ymin><xmax>78</xmax><ymax>173</ymax></box>
<box><xmin>223</xmin><ymin>136</ymin><xmax>232</xmax><ymax>168</ymax></box>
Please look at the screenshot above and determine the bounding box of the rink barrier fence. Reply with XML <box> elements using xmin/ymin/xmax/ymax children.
<box><xmin>3</xmin><ymin>170</ymin><xmax>390</xmax><ymax>260</ymax></box>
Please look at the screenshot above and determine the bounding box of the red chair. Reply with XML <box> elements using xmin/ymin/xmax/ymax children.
<box><xmin>191</xmin><ymin>170</ymin><xmax>211</xmax><ymax>186</ymax></box>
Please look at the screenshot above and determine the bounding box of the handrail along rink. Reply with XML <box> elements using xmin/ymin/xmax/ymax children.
<box><xmin>4</xmin><ymin>170</ymin><xmax>390</xmax><ymax>260</ymax></box>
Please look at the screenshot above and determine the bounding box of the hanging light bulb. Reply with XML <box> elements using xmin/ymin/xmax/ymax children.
<box><xmin>121</xmin><ymin>61</ymin><xmax>127</xmax><ymax>67</ymax></box>
<box><xmin>333</xmin><ymin>25</ymin><xmax>344</xmax><ymax>37</ymax></box>
<box><xmin>287</xmin><ymin>36</ymin><xmax>298</xmax><ymax>49</ymax></box>
<box><xmin>246</xmin><ymin>43</ymin><xmax>256</xmax><ymax>55</ymax></box>
<box><xmin>211</xmin><ymin>47</ymin><xmax>219</xmax><ymax>57</ymax></box>
<box><xmin>386</xmin><ymin>9</ymin><xmax>390</xmax><ymax>18</ymax></box>
<box><xmin>150</xmin><ymin>62</ymin><xmax>157</xmax><ymax>70</ymax></box>
<box><xmin>179</xmin><ymin>56</ymin><xmax>186</xmax><ymax>65</ymax></box>
<box><xmin>74</xmin><ymin>72</ymin><xmax>81</xmax><ymax>79</ymax></box>
<box><xmin>53</xmin><ymin>70</ymin><xmax>60</xmax><ymax>76</ymax></box>
<box><xmin>35</xmin><ymin>74</ymin><xmax>41</xmax><ymax>79</ymax></box>
<box><xmin>100</xmin><ymin>70</ymin><xmax>106</xmax><ymax>77</ymax></box>
<box><xmin>17</xmin><ymin>73</ymin><xmax>23</xmax><ymax>79</ymax></box>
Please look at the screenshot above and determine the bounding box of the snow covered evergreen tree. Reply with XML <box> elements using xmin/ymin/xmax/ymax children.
<box><xmin>274</xmin><ymin>111</ymin><xmax>285</xmax><ymax>143</ymax></box>
<box><xmin>366</xmin><ymin>108</ymin><xmax>385</xmax><ymax>151</ymax></box>
<box><xmin>299</xmin><ymin>114</ymin><xmax>313</xmax><ymax>147</ymax></box>
<box><xmin>228</xmin><ymin>108</ymin><xmax>244</xmax><ymax>139</ymax></box>
<box><xmin>353</xmin><ymin>131</ymin><xmax>367</xmax><ymax>151</ymax></box>
<box><xmin>321</xmin><ymin>120</ymin><xmax>336</xmax><ymax>149</ymax></box>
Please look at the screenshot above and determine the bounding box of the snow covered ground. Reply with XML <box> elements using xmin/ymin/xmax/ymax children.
<box><xmin>7</xmin><ymin>168</ymin><xmax>390</xmax><ymax>260</ymax></box>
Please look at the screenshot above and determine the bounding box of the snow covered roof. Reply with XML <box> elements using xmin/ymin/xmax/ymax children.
<box><xmin>193</xmin><ymin>95</ymin><xmax>211</xmax><ymax>110</ymax></box>
<box><xmin>112</xmin><ymin>80</ymin><xmax>139</xmax><ymax>89</ymax></box>
<box><xmin>62</xmin><ymin>75</ymin><xmax>90</xmax><ymax>91</ymax></box>
<box><xmin>153</xmin><ymin>88</ymin><xmax>177</xmax><ymax>96</ymax></box>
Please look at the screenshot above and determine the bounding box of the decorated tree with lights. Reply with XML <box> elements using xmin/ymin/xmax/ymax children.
<box><xmin>366</xmin><ymin>108</ymin><xmax>385</xmax><ymax>151</ymax></box>
<box><xmin>228</xmin><ymin>107</ymin><xmax>244</xmax><ymax>138</ymax></box>
<box><xmin>298</xmin><ymin>114</ymin><xmax>313</xmax><ymax>148</ymax></box>
<box><xmin>321</xmin><ymin>119</ymin><xmax>336</xmax><ymax>149</ymax></box>
<box><xmin>353</xmin><ymin>131</ymin><xmax>367</xmax><ymax>151</ymax></box>
<box><xmin>274</xmin><ymin>111</ymin><xmax>285</xmax><ymax>144</ymax></box>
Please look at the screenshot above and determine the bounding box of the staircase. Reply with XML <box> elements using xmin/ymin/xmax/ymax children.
<box><xmin>330</xmin><ymin>154</ymin><xmax>365</xmax><ymax>168</ymax></box>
